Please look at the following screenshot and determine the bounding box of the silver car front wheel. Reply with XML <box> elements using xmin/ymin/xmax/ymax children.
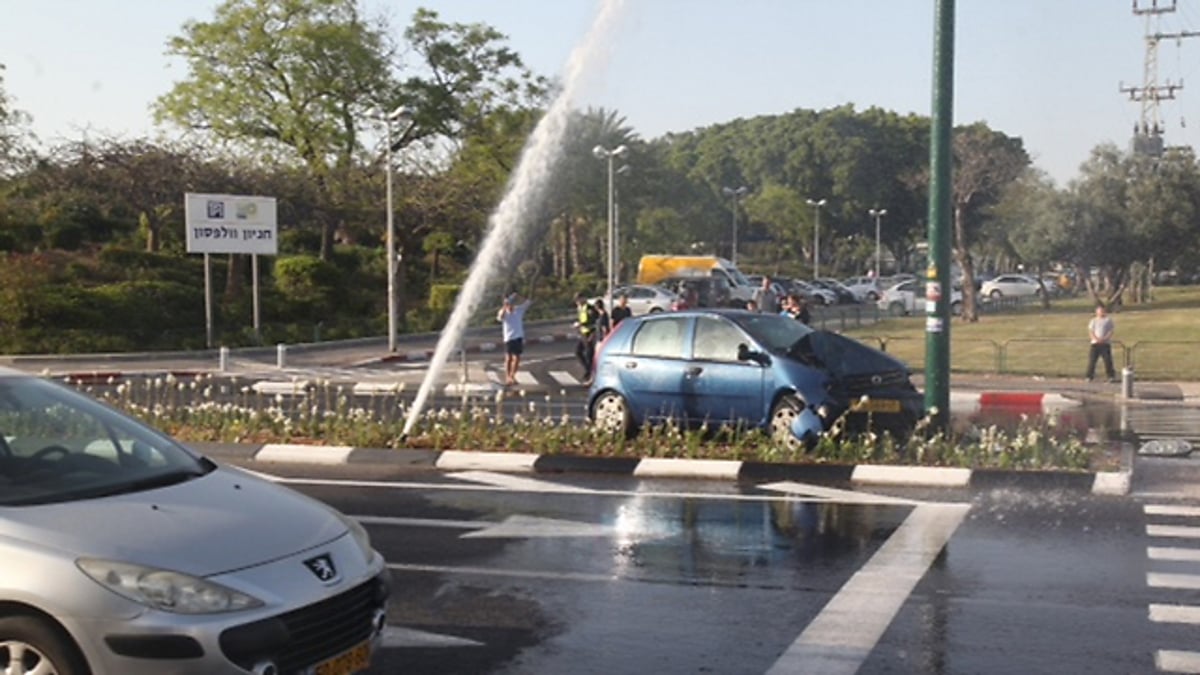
<box><xmin>0</xmin><ymin>617</ymin><xmax>87</xmax><ymax>675</ymax></box>
<box><xmin>592</xmin><ymin>391</ymin><xmax>633</xmax><ymax>437</ymax></box>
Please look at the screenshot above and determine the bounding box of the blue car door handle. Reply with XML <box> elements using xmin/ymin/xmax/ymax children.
<box><xmin>686</xmin><ymin>367</ymin><xmax>703</xmax><ymax>377</ymax></box>
<box><xmin>624</xmin><ymin>361</ymin><xmax>638</xmax><ymax>369</ymax></box>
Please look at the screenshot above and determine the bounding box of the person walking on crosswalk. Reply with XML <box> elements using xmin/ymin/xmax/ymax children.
<box><xmin>497</xmin><ymin>292</ymin><xmax>532</xmax><ymax>386</ymax></box>
<box><xmin>573</xmin><ymin>293</ymin><xmax>600</xmax><ymax>384</ymax></box>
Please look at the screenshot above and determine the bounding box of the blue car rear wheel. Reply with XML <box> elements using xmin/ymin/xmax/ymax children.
<box><xmin>592</xmin><ymin>391</ymin><xmax>633</xmax><ymax>437</ymax></box>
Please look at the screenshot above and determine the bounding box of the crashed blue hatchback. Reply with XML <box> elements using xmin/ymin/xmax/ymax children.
<box><xmin>586</xmin><ymin>309</ymin><xmax>924</xmax><ymax>446</ymax></box>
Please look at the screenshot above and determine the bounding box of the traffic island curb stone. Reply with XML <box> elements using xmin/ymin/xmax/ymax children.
<box><xmin>189</xmin><ymin>441</ymin><xmax>1134</xmax><ymax>496</ymax></box>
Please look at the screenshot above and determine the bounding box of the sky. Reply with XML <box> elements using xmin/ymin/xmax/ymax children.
<box><xmin>3</xmin><ymin>0</ymin><xmax>1199</xmax><ymax>186</ymax></box>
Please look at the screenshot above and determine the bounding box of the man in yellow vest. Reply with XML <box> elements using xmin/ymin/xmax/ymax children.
<box><xmin>574</xmin><ymin>293</ymin><xmax>599</xmax><ymax>384</ymax></box>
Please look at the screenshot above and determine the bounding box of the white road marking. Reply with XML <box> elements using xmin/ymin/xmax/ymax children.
<box><xmin>767</xmin><ymin>503</ymin><xmax>970</xmax><ymax>675</ymax></box>
<box><xmin>1150</xmin><ymin>604</ymin><xmax>1200</xmax><ymax>625</ymax></box>
<box><xmin>1148</xmin><ymin>524</ymin><xmax>1200</xmax><ymax>539</ymax></box>
<box><xmin>382</xmin><ymin>626</ymin><xmax>483</xmax><ymax>649</ymax></box>
<box><xmin>352</xmin><ymin>381</ymin><xmax>403</xmax><ymax>395</ymax></box>
<box><xmin>1146</xmin><ymin>505</ymin><xmax>1200</xmax><ymax>518</ymax></box>
<box><xmin>1149</xmin><ymin>547</ymin><xmax>1200</xmax><ymax>562</ymax></box>
<box><xmin>460</xmin><ymin>515</ymin><xmax>616</xmax><ymax>539</ymax></box>
<box><xmin>759</xmin><ymin>481</ymin><xmax>919</xmax><ymax>506</ymax></box>
<box><xmin>515</xmin><ymin>371</ymin><xmax>538</xmax><ymax>386</ymax></box>
<box><xmin>353</xmin><ymin>514</ymin><xmax>620</xmax><ymax>539</ymax></box>
<box><xmin>389</xmin><ymin>562</ymin><xmax>617</xmax><ymax>584</ymax></box>
<box><xmin>549</xmin><ymin>370</ymin><xmax>580</xmax><ymax>386</ymax></box>
<box><xmin>446</xmin><ymin>470</ymin><xmax>593</xmax><ymax>493</ymax></box>
<box><xmin>1156</xmin><ymin>649</ymin><xmax>1200</xmax><ymax>673</ymax></box>
<box><xmin>272</xmin><ymin>475</ymin><xmax>929</xmax><ymax>507</ymax></box>
<box><xmin>1149</xmin><ymin>573</ymin><xmax>1200</xmax><ymax>590</ymax></box>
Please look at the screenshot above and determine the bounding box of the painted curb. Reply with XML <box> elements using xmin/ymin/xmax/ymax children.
<box><xmin>189</xmin><ymin>442</ymin><xmax>1131</xmax><ymax>495</ymax></box>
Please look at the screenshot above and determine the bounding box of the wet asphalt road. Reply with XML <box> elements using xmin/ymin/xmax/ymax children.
<box><xmin>238</xmin><ymin>460</ymin><xmax>1197</xmax><ymax>674</ymax></box>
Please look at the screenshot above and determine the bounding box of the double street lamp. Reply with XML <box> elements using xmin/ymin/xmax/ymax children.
<box><xmin>868</xmin><ymin>208</ymin><xmax>888</xmax><ymax>281</ymax></box>
<box><xmin>593</xmin><ymin>144</ymin><xmax>628</xmax><ymax>304</ymax></box>
<box><xmin>722</xmin><ymin>186</ymin><xmax>749</xmax><ymax>266</ymax></box>
<box><xmin>806</xmin><ymin>198</ymin><xmax>827</xmax><ymax>279</ymax></box>
<box><xmin>380</xmin><ymin>105</ymin><xmax>413</xmax><ymax>353</ymax></box>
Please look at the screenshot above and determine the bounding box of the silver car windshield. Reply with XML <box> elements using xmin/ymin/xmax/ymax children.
<box><xmin>0</xmin><ymin>376</ymin><xmax>211</xmax><ymax>506</ymax></box>
<box><xmin>733</xmin><ymin>313</ymin><xmax>814</xmax><ymax>352</ymax></box>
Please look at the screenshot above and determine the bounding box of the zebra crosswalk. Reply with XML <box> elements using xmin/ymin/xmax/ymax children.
<box><xmin>1145</xmin><ymin>503</ymin><xmax>1200</xmax><ymax>673</ymax></box>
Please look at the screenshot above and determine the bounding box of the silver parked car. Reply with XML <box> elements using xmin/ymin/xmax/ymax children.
<box><xmin>0</xmin><ymin>369</ymin><xmax>388</xmax><ymax>675</ymax></box>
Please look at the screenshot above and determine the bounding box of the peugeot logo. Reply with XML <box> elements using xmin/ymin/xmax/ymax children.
<box><xmin>871</xmin><ymin>375</ymin><xmax>883</xmax><ymax>386</ymax></box>
<box><xmin>303</xmin><ymin>554</ymin><xmax>339</xmax><ymax>584</ymax></box>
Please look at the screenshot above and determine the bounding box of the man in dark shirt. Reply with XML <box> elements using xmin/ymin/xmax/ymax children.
<box><xmin>611</xmin><ymin>293</ymin><xmax>633</xmax><ymax>326</ymax></box>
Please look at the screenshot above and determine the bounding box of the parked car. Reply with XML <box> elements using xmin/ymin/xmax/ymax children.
<box><xmin>786</xmin><ymin>280</ymin><xmax>837</xmax><ymax>306</ymax></box>
<box><xmin>587</xmin><ymin>309</ymin><xmax>924</xmax><ymax>447</ymax></box>
<box><xmin>842</xmin><ymin>276</ymin><xmax>882</xmax><ymax>301</ymax></box>
<box><xmin>658</xmin><ymin>275</ymin><xmax>735</xmax><ymax>309</ymax></box>
<box><xmin>814</xmin><ymin>278</ymin><xmax>861</xmax><ymax>304</ymax></box>
<box><xmin>980</xmin><ymin>273</ymin><xmax>1042</xmax><ymax>300</ymax></box>
<box><xmin>594</xmin><ymin>284</ymin><xmax>679</xmax><ymax>315</ymax></box>
<box><xmin>0</xmin><ymin>369</ymin><xmax>389</xmax><ymax>675</ymax></box>
<box><xmin>877</xmin><ymin>279</ymin><xmax>962</xmax><ymax>316</ymax></box>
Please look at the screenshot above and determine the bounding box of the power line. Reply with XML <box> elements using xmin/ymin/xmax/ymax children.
<box><xmin>1121</xmin><ymin>1</ymin><xmax>1199</xmax><ymax>155</ymax></box>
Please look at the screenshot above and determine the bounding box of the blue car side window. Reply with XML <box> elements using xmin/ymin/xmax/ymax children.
<box><xmin>631</xmin><ymin>318</ymin><xmax>687</xmax><ymax>358</ymax></box>
<box><xmin>692</xmin><ymin>317</ymin><xmax>745</xmax><ymax>362</ymax></box>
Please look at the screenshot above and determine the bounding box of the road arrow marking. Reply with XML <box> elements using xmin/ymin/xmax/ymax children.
<box><xmin>353</xmin><ymin>514</ymin><xmax>627</xmax><ymax>540</ymax></box>
<box><xmin>381</xmin><ymin>626</ymin><xmax>483</xmax><ymax>649</ymax></box>
<box><xmin>461</xmin><ymin>514</ymin><xmax>615</xmax><ymax>539</ymax></box>
<box><xmin>758</xmin><ymin>481</ymin><xmax>919</xmax><ymax>506</ymax></box>
<box><xmin>447</xmin><ymin>470</ymin><xmax>595</xmax><ymax>493</ymax></box>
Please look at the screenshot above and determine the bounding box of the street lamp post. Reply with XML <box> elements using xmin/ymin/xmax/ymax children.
<box><xmin>869</xmin><ymin>208</ymin><xmax>888</xmax><ymax>280</ymax></box>
<box><xmin>722</xmin><ymin>186</ymin><xmax>749</xmax><ymax>266</ymax></box>
<box><xmin>806</xmin><ymin>198</ymin><xmax>827</xmax><ymax>279</ymax></box>
<box><xmin>382</xmin><ymin>105</ymin><xmax>412</xmax><ymax>353</ymax></box>
<box><xmin>593</xmin><ymin>144</ymin><xmax>628</xmax><ymax>304</ymax></box>
<box><xmin>615</xmin><ymin>164</ymin><xmax>630</xmax><ymax>286</ymax></box>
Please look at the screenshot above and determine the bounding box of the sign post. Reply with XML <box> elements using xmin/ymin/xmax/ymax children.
<box><xmin>184</xmin><ymin>193</ymin><xmax>278</xmax><ymax>348</ymax></box>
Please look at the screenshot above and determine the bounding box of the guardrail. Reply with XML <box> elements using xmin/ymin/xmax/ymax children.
<box><xmin>860</xmin><ymin>336</ymin><xmax>1200</xmax><ymax>380</ymax></box>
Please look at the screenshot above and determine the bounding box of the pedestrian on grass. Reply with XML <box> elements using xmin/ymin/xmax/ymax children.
<box><xmin>496</xmin><ymin>292</ymin><xmax>532</xmax><ymax>386</ymax></box>
<box><xmin>1086</xmin><ymin>304</ymin><xmax>1116</xmax><ymax>382</ymax></box>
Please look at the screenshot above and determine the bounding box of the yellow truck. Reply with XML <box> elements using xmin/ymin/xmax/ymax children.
<box><xmin>635</xmin><ymin>255</ymin><xmax>756</xmax><ymax>302</ymax></box>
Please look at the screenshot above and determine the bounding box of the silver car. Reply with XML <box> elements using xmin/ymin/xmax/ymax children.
<box><xmin>0</xmin><ymin>369</ymin><xmax>388</xmax><ymax>675</ymax></box>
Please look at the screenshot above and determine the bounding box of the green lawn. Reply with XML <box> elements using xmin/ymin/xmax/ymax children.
<box><xmin>841</xmin><ymin>286</ymin><xmax>1200</xmax><ymax>380</ymax></box>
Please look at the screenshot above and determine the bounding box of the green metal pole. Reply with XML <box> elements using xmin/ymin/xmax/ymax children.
<box><xmin>925</xmin><ymin>0</ymin><xmax>955</xmax><ymax>432</ymax></box>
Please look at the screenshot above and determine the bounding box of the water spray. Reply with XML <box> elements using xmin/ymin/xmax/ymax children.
<box><xmin>401</xmin><ymin>0</ymin><xmax>628</xmax><ymax>438</ymax></box>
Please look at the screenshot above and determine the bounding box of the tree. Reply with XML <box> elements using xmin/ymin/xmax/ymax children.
<box><xmin>949</xmin><ymin>123</ymin><xmax>1029</xmax><ymax>321</ymax></box>
<box><xmin>0</xmin><ymin>63</ymin><xmax>31</xmax><ymax>176</ymax></box>
<box><xmin>743</xmin><ymin>183</ymin><xmax>806</xmax><ymax>271</ymax></box>
<box><xmin>398</xmin><ymin>8</ymin><xmax>548</xmax><ymax>151</ymax></box>
<box><xmin>990</xmin><ymin>168</ymin><xmax>1068</xmax><ymax>308</ymax></box>
<box><xmin>155</xmin><ymin>0</ymin><xmax>395</xmax><ymax>260</ymax></box>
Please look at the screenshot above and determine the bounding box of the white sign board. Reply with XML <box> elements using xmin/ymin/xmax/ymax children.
<box><xmin>184</xmin><ymin>193</ymin><xmax>278</xmax><ymax>255</ymax></box>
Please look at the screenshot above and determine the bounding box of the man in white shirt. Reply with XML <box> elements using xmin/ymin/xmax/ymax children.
<box><xmin>497</xmin><ymin>293</ymin><xmax>532</xmax><ymax>386</ymax></box>
<box><xmin>1086</xmin><ymin>304</ymin><xmax>1116</xmax><ymax>382</ymax></box>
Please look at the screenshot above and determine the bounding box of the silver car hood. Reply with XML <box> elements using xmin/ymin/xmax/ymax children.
<box><xmin>0</xmin><ymin>466</ymin><xmax>347</xmax><ymax>577</ymax></box>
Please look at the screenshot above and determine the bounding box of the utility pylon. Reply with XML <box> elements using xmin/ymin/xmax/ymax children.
<box><xmin>1120</xmin><ymin>1</ymin><xmax>1200</xmax><ymax>156</ymax></box>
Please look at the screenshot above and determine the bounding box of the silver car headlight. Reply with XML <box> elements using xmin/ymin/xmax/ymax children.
<box><xmin>340</xmin><ymin>513</ymin><xmax>376</xmax><ymax>565</ymax></box>
<box><xmin>77</xmin><ymin>559</ymin><xmax>263</xmax><ymax>614</ymax></box>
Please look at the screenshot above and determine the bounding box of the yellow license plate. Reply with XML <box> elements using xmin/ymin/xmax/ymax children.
<box><xmin>315</xmin><ymin>640</ymin><xmax>371</xmax><ymax>675</ymax></box>
<box><xmin>857</xmin><ymin>398</ymin><xmax>901</xmax><ymax>414</ymax></box>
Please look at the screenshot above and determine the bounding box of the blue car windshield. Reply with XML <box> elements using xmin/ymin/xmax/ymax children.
<box><xmin>733</xmin><ymin>313</ymin><xmax>814</xmax><ymax>353</ymax></box>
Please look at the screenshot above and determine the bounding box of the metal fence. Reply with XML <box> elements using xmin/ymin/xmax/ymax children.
<box><xmin>858</xmin><ymin>335</ymin><xmax>1200</xmax><ymax>381</ymax></box>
